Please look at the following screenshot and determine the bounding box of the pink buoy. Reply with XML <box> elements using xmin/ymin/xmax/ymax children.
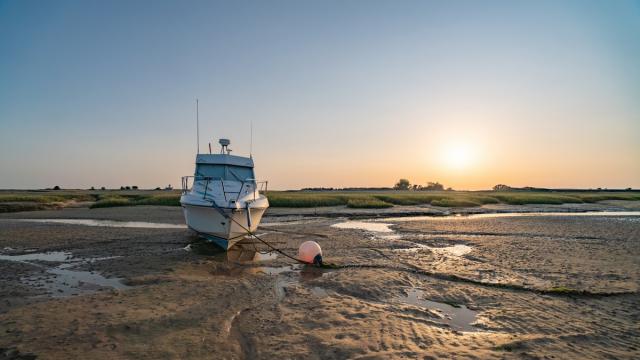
<box><xmin>298</xmin><ymin>241</ymin><xmax>322</xmax><ymax>265</ymax></box>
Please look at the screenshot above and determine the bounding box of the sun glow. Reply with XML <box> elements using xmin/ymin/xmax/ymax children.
<box><xmin>443</xmin><ymin>143</ymin><xmax>473</xmax><ymax>170</ymax></box>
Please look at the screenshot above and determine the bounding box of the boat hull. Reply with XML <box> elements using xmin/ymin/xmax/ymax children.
<box><xmin>181</xmin><ymin>204</ymin><xmax>267</xmax><ymax>250</ymax></box>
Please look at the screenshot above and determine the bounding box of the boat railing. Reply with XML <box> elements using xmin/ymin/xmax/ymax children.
<box><xmin>181</xmin><ymin>176</ymin><xmax>268</xmax><ymax>202</ymax></box>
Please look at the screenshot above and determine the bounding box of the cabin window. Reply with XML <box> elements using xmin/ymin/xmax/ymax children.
<box><xmin>195</xmin><ymin>165</ymin><xmax>254</xmax><ymax>182</ymax></box>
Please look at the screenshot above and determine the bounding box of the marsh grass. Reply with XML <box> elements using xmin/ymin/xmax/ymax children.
<box><xmin>0</xmin><ymin>194</ymin><xmax>94</xmax><ymax>203</ymax></box>
<box><xmin>134</xmin><ymin>195</ymin><xmax>181</xmax><ymax>206</ymax></box>
<box><xmin>1</xmin><ymin>189</ymin><xmax>638</xmax><ymax>211</ymax></box>
<box><xmin>576</xmin><ymin>194</ymin><xmax>640</xmax><ymax>202</ymax></box>
<box><xmin>346</xmin><ymin>197</ymin><xmax>393</xmax><ymax>209</ymax></box>
<box><xmin>430</xmin><ymin>198</ymin><xmax>482</xmax><ymax>207</ymax></box>
<box><xmin>90</xmin><ymin>194</ymin><xmax>180</xmax><ymax>208</ymax></box>
<box><xmin>265</xmin><ymin>193</ymin><xmax>347</xmax><ymax>207</ymax></box>
<box><xmin>372</xmin><ymin>194</ymin><xmax>447</xmax><ymax>205</ymax></box>
<box><xmin>264</xmin><ymin>190</ymin><xmax>639</xmax><ymax>208</ymax></box>
<box><xmin>0</xmin><ymin>192</ymin><xmax>96</xmax><ymax>212</ymax></box>
<box><xmin>548</xmin><ymin>286</ymin><xmax>574</xmax><ymax>294</ymax></box>
<box><xmin>90</xmin><ymin>198</ymin><xmax>132</xmax><ymax>208</ymax></box>
<box><xmin>491</xmin><ymin>194</ymin><xmax>583</xmax><ymax>205</ymax></box>
<box><xmin>466</xmin><ymin>195</ymin><xmax>501</xmax><ymax>204</ymax></box>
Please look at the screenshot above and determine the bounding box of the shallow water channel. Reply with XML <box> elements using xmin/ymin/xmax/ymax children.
<box><xmin>331</xmin><ymin>219</ymin><xmax>472</xmax><ymax>256</ymax></box>
<box><xmin>13</xmin><ymin>218</ymin><xmax>186</xmax><ymax>229</ymax></box>
<box><xmin>0</xmin><ymin>251</ymin><xmax>128</xmax><ymax>297</ymax></box>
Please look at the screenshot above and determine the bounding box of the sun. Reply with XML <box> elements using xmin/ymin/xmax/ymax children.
<box><xmin>443</xmin><ymin>143</ymin><xmax>472</xmax><ymax>170</ymax></box>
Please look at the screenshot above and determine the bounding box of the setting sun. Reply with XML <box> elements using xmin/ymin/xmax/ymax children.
<box><xmin>443</xmin><ymin>143</ymin><xmax>473</xmax><ymax>170</ymax></box>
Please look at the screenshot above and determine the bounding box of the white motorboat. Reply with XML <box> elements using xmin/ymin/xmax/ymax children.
<box><xmin>180</xmin><ymin>139</ymin><xmax>269</xmax><ymax>250</ymax></box>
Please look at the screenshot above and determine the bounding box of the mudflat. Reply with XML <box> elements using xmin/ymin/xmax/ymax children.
<box><xmin>0</xmin><ymin>205</ymin><xmax>639</xmax><ymax>359</ymax></box>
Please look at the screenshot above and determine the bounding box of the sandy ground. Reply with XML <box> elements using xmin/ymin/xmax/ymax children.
<box><xmin>0</xmin><ymin>204</ymin><xmax>639</xmax><ymax>359</ymax></box>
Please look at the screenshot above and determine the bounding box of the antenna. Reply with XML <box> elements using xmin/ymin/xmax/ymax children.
<box><xmin>250</xmin><ymin>120</ymin><xmax>253</xmax><ymax>158</ymax></box>
<box><xmin>219</xmin><ymin>138</ymin><xmax>230</xmax><ymax>154</ymax></box>
<box><xmin>196</xmin><ymin>99</ymin><xmax>200</xmax><ymax>154</ymax></box>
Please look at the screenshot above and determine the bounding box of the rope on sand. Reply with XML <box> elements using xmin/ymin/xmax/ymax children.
<box><xmin>207</xmin><ymin>202</ymin><xmax>307</xmax><ymax>264</ymax></box>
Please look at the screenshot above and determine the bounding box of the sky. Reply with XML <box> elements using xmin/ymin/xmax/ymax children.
<box><xmin>1</xmin><ymin>0</ymin><xmax>639</xmax><ymax>190</ymax></box>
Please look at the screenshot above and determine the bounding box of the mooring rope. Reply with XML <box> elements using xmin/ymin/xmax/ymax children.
<box><xmin>207</xmin><ymin>201</ymin><xmax>307</xmax><ymax>264</ymax></box>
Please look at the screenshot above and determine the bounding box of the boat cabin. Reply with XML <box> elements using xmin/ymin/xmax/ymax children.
<box><xmin>194</xmin><ymin>154</ymin><xmax>256</xmax><ymax>183</ymax></box>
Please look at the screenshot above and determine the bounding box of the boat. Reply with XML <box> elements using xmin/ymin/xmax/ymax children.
<box><xmin>180</xmin><ymin>138</ymin><xmax>269</xmax><ymax>250</ymax></box>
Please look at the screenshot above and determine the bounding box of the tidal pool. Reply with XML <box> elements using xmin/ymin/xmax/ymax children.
<box><xmin>395</xmin><ymin>288</ymin><xmax>478</xmax><ymax>332</ymax></box>
<box><xmin>12</xmin><ymin>218</ymin><xmax>186</xmax><ymax>229</ymax></box>
<box><xmin>332</xmin><ymin>220</ymin><xmax>474</xmax><ymax>257</ymax></box>
<box><xmin>0</xmin><ymin>251</ymin><xmax>128</xmax><ymax>297</ymax></box>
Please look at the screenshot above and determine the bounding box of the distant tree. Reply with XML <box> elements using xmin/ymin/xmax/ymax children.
<box><xmin>90</xmin><ymin>186</ymin><xmax>95</xmax><ymax>190</ymax></box>
<box><xmin>120</xmin><ymin>186</ymin><xmax>125</xmax><ymax>190</ymax></box>
<box><xmin>393</xmin><ymin>179</ymin><xmax>411</xmax><ymax>190</ymax></box>
<box><xmin>53</xmin><ymin>185</ymin><xmax>60</xmax><ymax>190</ymax></box>
<box><xmin>155</xmin><ymin>187</ymin><xmax>161</xmax><ymax>190</ymax></box>
<box><xmin>101</xmin><ymin>187</ymin><xmax>106</xmax><ymax>190</ymax></box>
<box><xmin>446</xmin><ymin>187</ymin><xmax>453</xmax><ymax>191</ymax></box>
<box><xmin>411</xmin><ymin>184</ymin><xmax>420</xmax><ymax>191</ymax></box>
<box><xmin>132</xmin><ymin>186</ymin><xmax>138</xmax><ymax>190</ymax></box>
<box><xmin>423</xmin><ymin>182</ymin><xmax>444</xmax><ymax>191</ymax></box>
<box><xmin>164</xmin><ymin>184</ymin><xmax>173</xmax><ymax>190</ymax></box>
<box><xmin>493</xmin><ymin>184</ymin><xmax>512</xmax><ymax>191</ymax></box>
<box><xmin>125</xmin><ymin>186</ymin><xmax>131</xmax><ymax>190</ymax></box>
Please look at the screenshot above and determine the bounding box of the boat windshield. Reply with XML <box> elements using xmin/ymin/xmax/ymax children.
<box><xmin>195</xmin><ymin>164</ymin><xmax>255</xmax><ymax>182</ymax></box>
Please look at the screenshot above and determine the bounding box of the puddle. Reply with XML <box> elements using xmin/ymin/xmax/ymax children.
<box><xmin>260</xmin><ymin>218</ymin><xmax>323</xmax><ymax>227</ymax></box>
<box><xmin>311</xmin><ymin>286</ymin><xmax>329</xmax><ymax>298</ymax></box>
<box><xmin>242</xmin><ymin>264</ymin><xmax>328</xmax><ymax>301</ymax></box>
<box><xmin>251</xmin><ymin>252</ymin><xmax>279</xmax><ymax>261</ymax></box>
<box><xmin>380</xmin><ymin>234</ymin><xmax>403</xmax><ymax>240</ymax></box>
<box><xmin>0</xmin><ymin>251</ymin><xmax>72</xmax><ymax>263</ymax></box>
<box><xmin>334</xmin><ymin>220</ymin><xmax>473</xmax><ymax>257</ymax></box>
<box><xmin>396</xmin><ymin>288</ymin><xmax>478</xmax><ymax>332</ymax></box>
<box><xmin>186</xmin><ymin>238</ymin><xmax>280</xmax><ymax>262</ymax></box>
<box><xmin>227</xmin><ymin>247</ymin><xmax>278</xmax><ymax>262</ymax></box>
<box><xmin>251</xmin><ymin>264</ymin><xmax>303</xmax><ymax>276</ymax></box>
<box><xmin>12</xmin><ymin>219</ymin><xmax>186</xmax><ymax>229</ymax></box>
<box><xmin>393</xmin><ymin>244</ymin><xmax>472</xmax><ymax>257</ymax></box>
<box><xmin>430</xmin><ymin>244</ymin><xmax>472</xmax><ymax>257</ymax></box>
<box><xmin>0</xmin><ymin>251</ymin><xmax>128</xmax><ymax>297</ymax></box>
<box><xmin>379</xmin><ymin>211</ymin><xmax>640</xmax><ymax>222</ymax></box>
<box><xmin>332</xmin><ymin>221</ymin><xmax>393</xmax><ymax>233</ymax></box>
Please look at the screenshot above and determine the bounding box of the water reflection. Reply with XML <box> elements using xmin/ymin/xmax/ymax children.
<box><xmin>331</xmin><ymin>221</ymin><xmax>393</xmax><ymax>233</ymax></box>
<box><xmin>187</xmin><ymin>238</ymin><xmax>280</xmax><ymax>263</ymax></box>
<box><xmin>0</xmin><ymin>251</ymin><xmax>128</xmax><ymax>297</ymax></box>
<box><xmin>380</xmin><ymin>211</ymin><xmax>640</xmax><ymax>222</ymax></box>
<box><xmin>12</xmin><ymin>218</ymin><xmax>186</xmax><ymax>229</ymax></box>
<box><xmin>395</xmin><ymin>288</ymin><xmax>478</xmax><ymax>332</ymax></box>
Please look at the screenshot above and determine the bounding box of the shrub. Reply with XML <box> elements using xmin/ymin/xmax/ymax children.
<box><xmin>393</xmin><ymin>179</ymin><xmax>411</xmax><ymax>190</ymax></box>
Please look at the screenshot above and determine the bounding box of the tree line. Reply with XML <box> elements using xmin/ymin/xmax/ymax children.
<box><xmin>393</xmin><ymin>179</ymin><xmax>450</xmax><ymax>191</ymax></box>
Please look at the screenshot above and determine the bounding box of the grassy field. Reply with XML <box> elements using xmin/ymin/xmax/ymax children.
<box><xmin>0</xmin><ymin>190</ymin><xmax>180</xmax><ymax>212</ymax></box>
<box><xmin>266</xmin><ymin>190</ymin><xmax>640</xmax><ymax>208</ymax></box>
<box><xmin>1</xmin><ymin>189</ymin><xmax>639</xmax><ymax>212</ymax></box>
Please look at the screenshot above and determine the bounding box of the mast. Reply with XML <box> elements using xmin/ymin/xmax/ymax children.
<box><xmin>196</xmin><ymin>98</ymin><xmax>200</xmax><ymax>154</ymax></box>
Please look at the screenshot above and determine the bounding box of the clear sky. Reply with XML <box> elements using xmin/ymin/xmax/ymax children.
<box><xmin>1</xmin><ymin>0</ymin><xmax>639</xmax><ymax>190</ymax></box>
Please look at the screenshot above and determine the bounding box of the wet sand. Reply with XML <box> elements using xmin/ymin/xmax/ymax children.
<box><xmin>0</xmin><ymin>205</ymin><xmax>639</xmax><ymax>359</ymax></box>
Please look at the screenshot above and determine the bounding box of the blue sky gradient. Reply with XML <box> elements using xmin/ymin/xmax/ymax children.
<box><xmin>1</xmin><ymin>0</ymin><xmax>639</xmax><ymax>189</ymax></box>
